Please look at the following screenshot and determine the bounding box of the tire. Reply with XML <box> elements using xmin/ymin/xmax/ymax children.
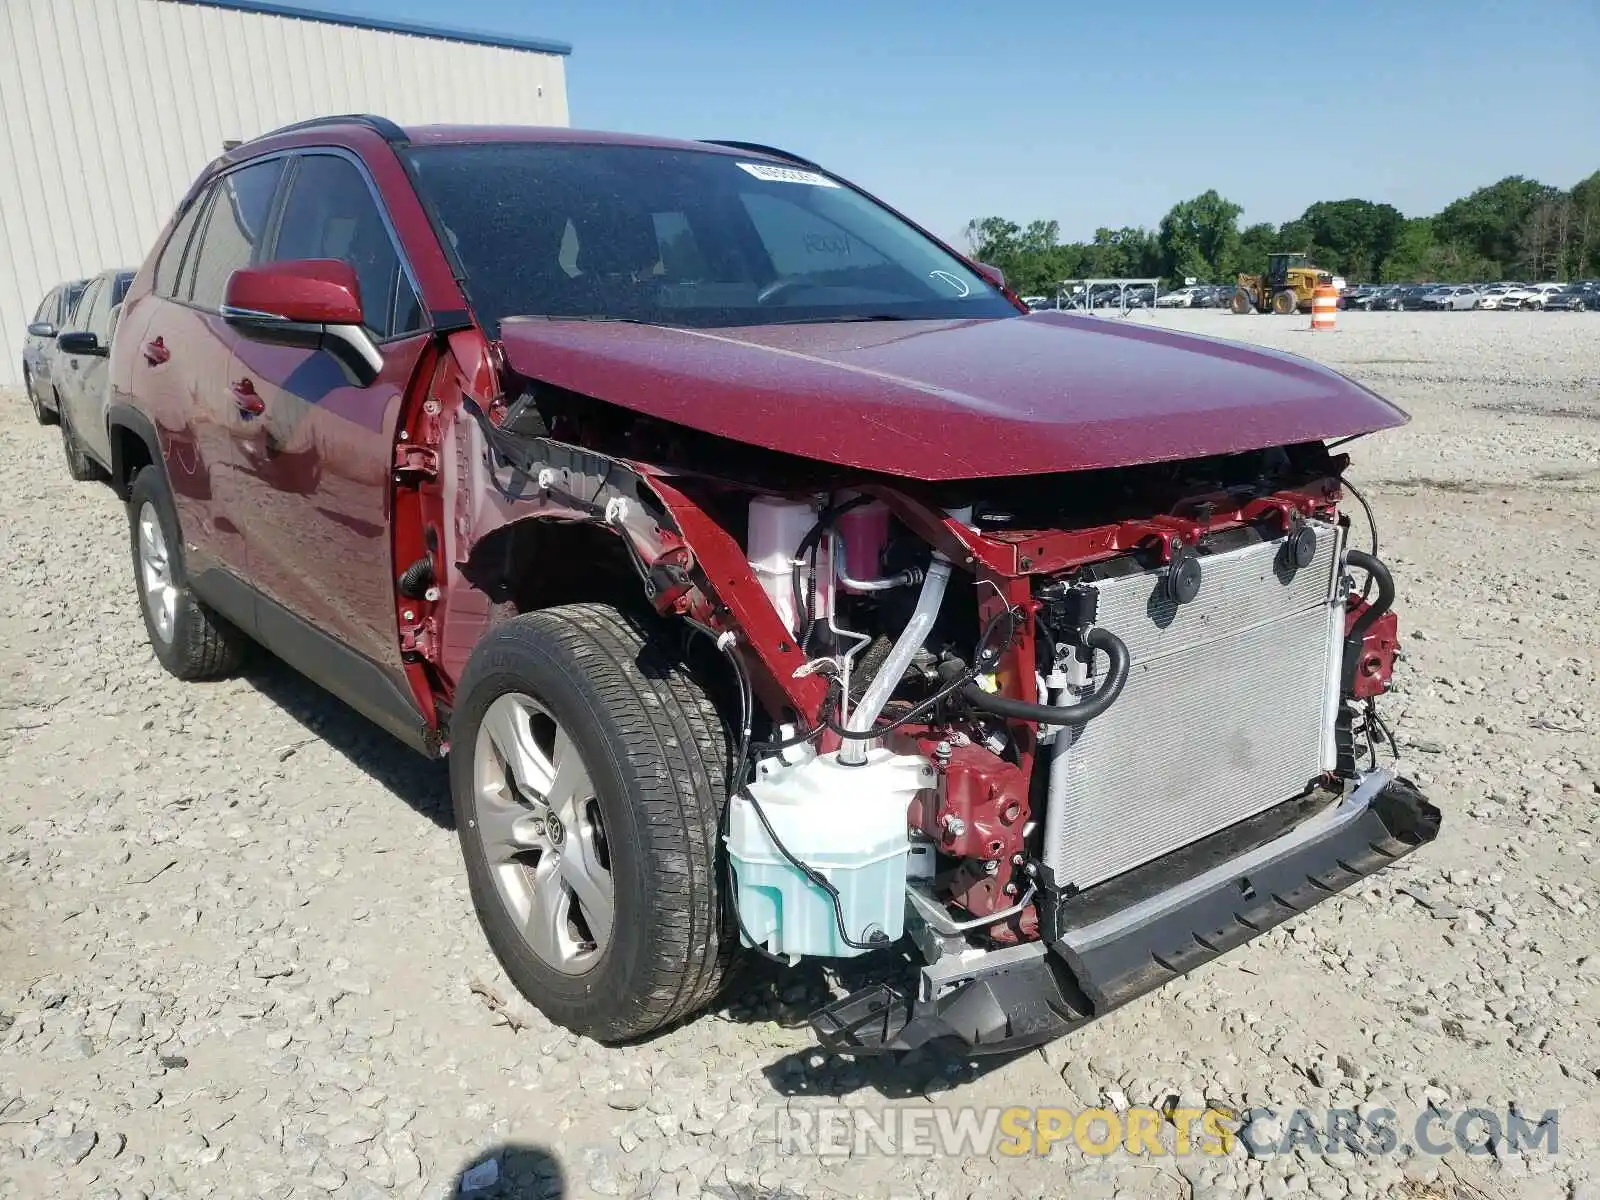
<box><xmin>1271</xmin><ymin>290</ymin><xmax>1298</xmax><ymax>315</ymax></box>
<box><xmin>452</xmin><ymin>604</ymin><xmax>735</xmax><ymax>1043</ymax></box>
<box><xmin>1229</xmin><ymin>289</ymin><xmax>1252</xmax><ymax>315</ymax></box>
<box><xmin>127</xmin><ymin>467</ymin><xmax>248</xmax><ymax>680</ymax></box>
<box><xmin>59</xmin><ymin>395</ymin><xmax>103</xmax><ymax>481</ymax></box>
<box><xmin>25</xmin><ymin>369</ymin><xmax>57</xmax><ymax>426</ymax></box>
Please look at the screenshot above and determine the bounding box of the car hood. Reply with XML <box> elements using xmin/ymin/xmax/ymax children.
<box><xmin>496</xmin><ymin>312</ymin><xmax>1409</xmax><ymax>482</ymax></box>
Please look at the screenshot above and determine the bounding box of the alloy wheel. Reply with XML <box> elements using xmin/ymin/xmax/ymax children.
<box><xmin>471</xmin><ymin>692</ymin><xmax>614</xmax><ymax>974</ymax></box>
<box><xmin>136</xmin><ymin>502</ymin><xmax>179</xmax><ymax>645</ymax></box>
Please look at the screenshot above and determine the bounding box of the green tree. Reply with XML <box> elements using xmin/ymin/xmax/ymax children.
<box><xmin>1220</xmin><ymin>222</ymin><xmax>1279</xmax><ymax>281</ymax></box>
<box><xmin>1157</xmin><ymin>190</ymin><xmax>1243</xmax><ymax>284</ymax></box>
<box><xmin>1571</xmin><ymin>171</ymin><xmax>1600</xmax><ymax>277</ymax></box>
<box><xmin>1432</xmin><ymin>176</ymin><xmax>1554</xmax><ymax>274</ymax></box>
<box><xmin>1382</xmin><ymin>217</ymin><xmax>1436</xmax><ymax>281</ymax></box>
<box><xmin>961</xmin><ymin>164</ymin><xmax>1600</xmax><ymax>296</ymax></box>
<box><xmin>1293</xmin><ymin>199</ymin><xmax>1406</xmax><ymax>281</ymax></box>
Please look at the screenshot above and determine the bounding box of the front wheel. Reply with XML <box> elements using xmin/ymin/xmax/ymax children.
<box><xmin>1229</xmin><ymin>289</ymin><xmax>1252</xmax><ymax>315</ymax></box>
<box><xmin>26</xmin><ymin>370</ymin><xmax>57</xmax><ymax>426</ymax></box>
<box><xmin>452</xmin><ymin>604</ymin><xmax>734</xmax><ymax>1043</ymax></box>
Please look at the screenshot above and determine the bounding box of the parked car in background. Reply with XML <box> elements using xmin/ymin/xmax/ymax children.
<box><xmin>1494</xmin><ymin>284</ymin><xmax>1543</xmax><ymax>310</ymax></box>
<box><xmin>22</xmin><ymin>277</ymin><xmax>89</xmax><ymax>425</ymax></box>
<box><xmin>1419</xmin><ymin>285</ymin><xmax>1480</xmax><ymax>311</ymax></box>
<box><xmin>1155</xmin><ymin>285</ymin><xmax>1201</xmax><ymax>308</ymax></box>
<box><xmin>1373</xmin><ymin>285</ymin><xmax>1427</xmax><ymax>311</ymax></box>
<box><xmin>1519</xmin><ymin>284</ymin><xmax>1568</xmax><ymax>310</ymax></box>
<box><xmin>1542</xmin><ymin>287</ymin><xmax>1596</xmax><ymax>312</ymax></box>
<box><xmin>53</xmin><ymin>268</ymin><xmax>136</xmax><ymax>480</ymax></box>
<box><xmin>104</xmin><ymin>116</ymin><xmax>1433</xmax><ymax>1055</ymax></box>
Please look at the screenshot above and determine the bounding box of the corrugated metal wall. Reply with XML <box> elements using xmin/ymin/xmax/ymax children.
<box><xmin>0</xmin><ymin>0</ymin><xmax>570</xmax><ymax>387</ymax></box>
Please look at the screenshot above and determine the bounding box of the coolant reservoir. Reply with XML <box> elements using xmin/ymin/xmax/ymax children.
<box><xmin>746</xmin><ymin>497</ymin><xmax>830</xmax><ymax>635</ymax></box>
<box><xmin>727</xmin><ymin>747</ymin><xmax>934</xmax><ymax>960</ymax></box>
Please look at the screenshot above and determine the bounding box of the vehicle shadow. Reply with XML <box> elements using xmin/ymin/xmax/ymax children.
<box><xmin>448</xmin><ymin>1143</ymin><xmax>565</xmax><ymax>1198</ymax></box>
<box><xmin>726</xmin><ymin>955</ymin><xmax>1031</xmax><ymax>1100</ymax></box>
<box><xmin>240</xmin><ymin>655</ymin><xmax>452</xmax><ymax>829</ymax></box>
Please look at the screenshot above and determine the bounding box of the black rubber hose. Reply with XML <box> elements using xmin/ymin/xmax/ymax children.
<box><xmin>960</xmin><ymin>626</ymin><xmax>1130</xmax><ymax>727</ymax></box>
<box><xmin>1345</xmin><ymin>549</ymin><xmax>1394</xmax><ymax>641</ymax></box>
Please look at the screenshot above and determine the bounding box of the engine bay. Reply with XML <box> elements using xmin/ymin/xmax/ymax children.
<box><xmin>453</xmin><ymin>388</ymin><xmax>1420</xmax><ymax>1054</ymax></box>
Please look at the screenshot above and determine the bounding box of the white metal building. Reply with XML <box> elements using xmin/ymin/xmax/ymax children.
<box><xmin>0</xmin><ymin>0</ymin><xmax>572</xmax><ymax>387</ymax></box>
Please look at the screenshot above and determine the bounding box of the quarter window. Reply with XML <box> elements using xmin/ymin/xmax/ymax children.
<box><xmin>154</xmin><ymin>194</ymin><xmax>208</xmax><ymax>299</ymax></box>
<box><xmin>187</xmin><ymin>158</ymin><xmax>284</xmax><ymax>309</ymax></box>
<box><xmin>270</xmin><ymin>154</ymin><xmax>421</xmax><ymax>340</ymax></box>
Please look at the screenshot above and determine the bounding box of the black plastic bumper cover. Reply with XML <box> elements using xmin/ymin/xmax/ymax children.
<box><xmin>811</xmin><ymin>774</ymin><xmax>1440</xmax><ymax>1056</ymax></box>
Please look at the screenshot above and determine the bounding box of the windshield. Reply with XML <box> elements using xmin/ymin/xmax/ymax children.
<box><xmin>404</xmin><ymin>142</ymin><xmax>1018</xmax><ymax>333</ymax></box>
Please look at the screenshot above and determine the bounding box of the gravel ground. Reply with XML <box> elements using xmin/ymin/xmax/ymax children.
<box><xmin>2</xmin><ymin>310</ymin><xmax>1597</xmax><ymax>1200</ymax></box>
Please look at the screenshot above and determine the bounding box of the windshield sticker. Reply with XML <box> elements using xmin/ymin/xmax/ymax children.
<box><xmin>737</xmin><ymin>162</ymin><xmax>840</xmax><ymax>188</ymax></box>
<box><xmin>929</xmin><ymin>269</ymin><xmax>971</xmax><ymax>297</ymax></box>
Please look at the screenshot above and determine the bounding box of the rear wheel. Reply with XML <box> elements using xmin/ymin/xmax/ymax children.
<box><xmin>127</xmin><ymin>467</ymin><xmax>248</xmax><ymax>680</ymax></box>
<box><xmin>452</xmin><ymin>604</ymin><xmax>735</xmax><ymax>1043</ymax></box>
<box><xmin>59</xmin><ymin>396</ymin><xmax>103</xmax><ymax>481</ymax></box>
<box><xmin>1271</xmin><ymin>289</ymin><xmax>1298</xmax><ymax>315</ymax></box>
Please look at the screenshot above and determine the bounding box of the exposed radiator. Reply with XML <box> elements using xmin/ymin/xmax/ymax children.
<box><xmin>1043</xmin><ymin>521</ymin><xmax>1344</xmax><ymax>891</ymax></box>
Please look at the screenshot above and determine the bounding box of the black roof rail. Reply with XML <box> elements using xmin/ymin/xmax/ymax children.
<box><xmin>254</xmin><ymin>113</ymin><xmax>409</xmax><ymax>146</ymax></box>
<box><xmin>699</xmin><ymin>140</ymin><xmax>822</xmax><ymax>171</ymax></box>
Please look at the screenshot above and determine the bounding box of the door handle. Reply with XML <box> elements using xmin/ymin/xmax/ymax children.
<box><xmin>230</xmin><ymin>379</ymin><xmax>265</xmax><ymax>418</ymax></box>
<box><xmin>142</xmin><ymin>337</ymin><xmax>171</xmax><ymax>366</ymax></box>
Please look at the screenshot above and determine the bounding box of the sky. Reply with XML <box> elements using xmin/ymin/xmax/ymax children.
<box><xmin>321</xmin><ymin>0</ymin><xmax>1597</xmax><ymax>247</ymax></box>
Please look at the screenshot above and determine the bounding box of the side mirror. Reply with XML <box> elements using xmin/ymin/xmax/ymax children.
<box><xmin>57</xmin><ymin>331</ymin><xmax>104</xmax><ymax>356</ymax></box>
<box><xmin>222</xmin><ymin>259</ymin><xmax>380</xmax><ymax>387</ymax></box>
<box><xmin>28</xmin><ymin>321</ymin><xmax>57</xmax><ymax>338</ymax></box>
<box><xmin>972</xmin><ymin>262</ymin><xmax>1006</xmax><ymax>289</ymax></box>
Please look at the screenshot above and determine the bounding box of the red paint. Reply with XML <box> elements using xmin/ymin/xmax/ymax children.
<box><xmin>632</xmin><ymin>469</ymin><xmax>832</xmax><ymax>721</ymax></box>
<box><xmin>1345</xmin><ymin>603</ymin><xmax>1399</xmax><ymax>698</ymax></box>
<box><xmin>978</xmin><ymin>487</ymin><xmax>1338</xmax><ymax>575</ymax></box>
<box><xmin>496</xmin><ymin>314</ymin><xmax>1408</xmax><ymax>482</ymax></box>
<box><xmin>922</xmin><ymin>739</ymin><xmax>1027</xmax><ymax>861</ymax></box>
<box><xmin>231</xmin><ymin>331</ymin><xmax>430</xmax><ymax>671</ymax></box>
<box><xmin>224</xmin><ymin>260</ymin><xmax>364</xmax><ymax>324</ymax></box>
<box><xmin>835</xmin><ymin>502</ymin><xmax>891</xmax><ymax>582</ymax></box>
<box><xmin>107</xmin><ymin>115</ymin><xmax>1410</xmax><ymax>933</ymax></box>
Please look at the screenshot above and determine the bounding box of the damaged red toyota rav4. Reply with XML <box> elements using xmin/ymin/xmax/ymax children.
<box><xmin>106</xmin><ymin>117</ymin><xmax>1437</xmax><ymax>1053</ymax></box>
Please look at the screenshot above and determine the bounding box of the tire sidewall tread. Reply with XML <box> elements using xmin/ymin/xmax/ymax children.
<box><xmin>451</xmin><ymin>603</ymin><xmax>734</xmax><ymax>1043</ymax></box>
<box><xmin>126</xmin><ymin>467</ymin><xmax>245</xmax><ymax>680</ymax></box>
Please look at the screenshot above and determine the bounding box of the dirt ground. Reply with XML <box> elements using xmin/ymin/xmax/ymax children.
<box><xmin>2</xmin><ymin>310</ymin><xmax>1597</xmax><ymax>1200</ymax></box>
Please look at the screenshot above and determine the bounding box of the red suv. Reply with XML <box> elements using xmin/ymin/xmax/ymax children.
<box><xmin>109</xmin><ymin>116</ymin><xmax>1437</xmax><ymax>1053</ymax></box>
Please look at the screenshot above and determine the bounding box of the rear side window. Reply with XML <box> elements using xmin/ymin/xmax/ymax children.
<box><xmin>270</xmin><ymin>154</ymin><xmax>421</xmax><ymax>340</ymax></box>
<box><xmin>187</xmin><ymin>158</ymin><xmax>284</xmax><ymax>309</ymax></box>
<box><xmin>154</xmin><ymin>195</ymin><xmax>208</xmax><ymax>298</ymax></box>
